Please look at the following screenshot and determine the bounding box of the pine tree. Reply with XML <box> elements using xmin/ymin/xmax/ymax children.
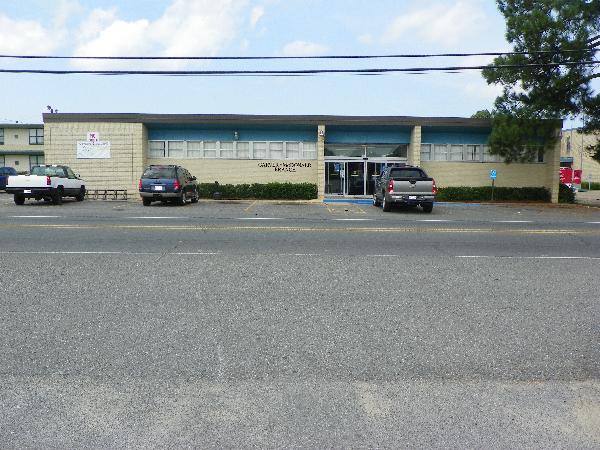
<box><xmin>482</xmin><ymin>0</ymin><xmax>600</xmax><ymax>162</ymax></box>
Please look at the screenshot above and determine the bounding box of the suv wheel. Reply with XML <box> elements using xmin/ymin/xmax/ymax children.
<box><xmin>191</xmin><ymin>193</ymin><xmax>199</xmax><ymax>204</ymax></box>
<box><xmin>179</xmin><ymin>192</ymin><xmax>186</xmax><ymax>206</ymax></box>
<box><xmin>142</xmin><ymin>198</ymin><xmax>152</xmax><ymax>206</ymax></box>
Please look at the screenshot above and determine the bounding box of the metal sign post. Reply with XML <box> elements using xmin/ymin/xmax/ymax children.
<box><xmin>490</xmin><ymin>169</ymin><xmax>497</xmax><ymax>201</ymax></box>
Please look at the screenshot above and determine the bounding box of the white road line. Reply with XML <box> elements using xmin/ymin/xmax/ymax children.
<box><xmin>456</xmin><ymin>255</ymin><xmax>600</xmax><ymax>260</ymax></box>
<box><xmin>129</xmin><ymin>216</ymin><xmax>188</xmax><ymax>219</ymax></box>
<box><xmin>333</xmin><ymin>218</ymin><xmax>374</xmax><ymax>221</ymax></box>
<box><xmin>236</xmin><ymin>217</ymin><xmax>281</xmax><ymax>220</ymax></box>
<box><xmin>587</xmin><ymin>222</ymin><xmax>600</xmax><ymax>224</ymax></box>
<box><xmin>495</xmin><ymin>220</ymin><xmax>533</xmax><ymax>223</ymax></box>
<box><xmin>10</xmin><ymin>215</ymin><xmax>61</xmax><ymax>218</ymax></box>
<box><xmin>418</xmin><ymin>219</ymin><xmax>452</xmax><ymax>222</ymax></box>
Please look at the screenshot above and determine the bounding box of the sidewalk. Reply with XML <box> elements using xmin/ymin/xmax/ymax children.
<box><xmin>575</xmin><ymin>190</ymin><xmax>600</xmax><ymax>207</ymax></box>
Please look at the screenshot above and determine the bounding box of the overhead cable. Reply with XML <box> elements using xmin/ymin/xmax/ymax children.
<box><xmin>0</xmin><ymin>48</ymin><xmax>597</xmax><ymax>61</ymax></box>
<box><xmin>0</xmin><ymin>60</ymin><xmax>597</xmax><ymax>77</ymax></box>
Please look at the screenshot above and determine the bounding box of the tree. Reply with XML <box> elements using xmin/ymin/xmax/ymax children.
<box><xmin>482</xmin><ymin>0</ymin><xmax>600</xmax><ymax>163</ymax></box>
<box><xmin>471</xmin><ymin>109</ymin><xmax>493</xmax><ymax>119</ymax></box>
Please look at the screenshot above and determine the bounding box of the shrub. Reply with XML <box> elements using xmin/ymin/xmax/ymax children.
<box><xmin>197</xmin><ymin>182</ymin><xmax>318</xmax><ymax>200</ymax></box>
<box><xmin>558</xmin><ymin>183</ymin><xmax>575</xmax><ymax>203</ymax></box>
<box><xmin>436</xmin><ymin>186</ymin><xmax>550</xmax><ymax>202</ymax></box>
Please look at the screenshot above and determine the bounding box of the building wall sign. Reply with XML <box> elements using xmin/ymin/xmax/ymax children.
<box><xmin>77</xmin><ymin>132</ymin><xmax>111</xmax><ymax>159</ymax></box>
<box><xmin>258</xmin><ymin>162</ymin><xmax>312</xmax><ymax>172</ymax></box>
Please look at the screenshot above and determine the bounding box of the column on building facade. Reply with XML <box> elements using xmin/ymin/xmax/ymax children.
<box><xmin>317</xmin><ymin>124</ymin><xmax>326</xmax><ymax>198</ymax></box>
<box><xmin>407</xmin><ymin>125</ymin><xmax>422</xmax><ymax>166</ymax></box>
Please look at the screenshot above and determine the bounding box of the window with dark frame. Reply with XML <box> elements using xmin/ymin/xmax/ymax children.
<box><xmin>0</xmin><ymin>128</ymin><xmax>4</xmax><ymax>145</ymax></box>
<box><xmin>29</xmin><ymin>128</ymin><xmax>44</xmax><ymax>145</ymax></box>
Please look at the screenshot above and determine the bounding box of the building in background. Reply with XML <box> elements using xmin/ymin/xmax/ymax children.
<box><xmin>0</xmin><ymin>124</ymin><xmax>45</xmax><ymax>173</ymax></box>
<box><xmin>561</xmin><ymin>128</ymin><xmax>600</xmax><ymax>186</ymax></box>
<box><xmin>42</xmin><ymin>113</ymin><xmax>562</xmax><ymax>202</ymax></box>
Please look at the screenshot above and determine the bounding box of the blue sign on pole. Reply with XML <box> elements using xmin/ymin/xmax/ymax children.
<box><xmin>490</xmin><ymin>169</ymin><xmax>497</xmax><ymax>180</ymax></box>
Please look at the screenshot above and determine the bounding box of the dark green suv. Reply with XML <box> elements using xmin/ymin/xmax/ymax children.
<box><xmin>139</xmin><ymin>165</ymin><xmax>199</xmax><ymax>206</ymax></box>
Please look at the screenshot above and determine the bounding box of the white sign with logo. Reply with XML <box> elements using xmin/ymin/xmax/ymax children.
<box><xmin>77</xmin><ymin>132</ymin><xmax>111</xmax><ymax>159</ymax></box>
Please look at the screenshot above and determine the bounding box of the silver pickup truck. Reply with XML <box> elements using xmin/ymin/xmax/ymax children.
<box><xmin>373</xmin><ymin>165</ymin><xmax>437</xmax><ymax>213</ymax></box>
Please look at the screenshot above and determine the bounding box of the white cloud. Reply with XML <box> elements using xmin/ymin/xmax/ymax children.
<box><xmin>250</xmin><ymin>6</ymin><xmax>265</xmax><ymax>28</ymax></box>
<box><xmin>382</xmin><ymin>1</ymin><xmax>486</xmax><ymax>48</ymax></box>
<box><xmin>73</xmin><ymin>0</ymin><xmax>247</xmax><ymax>68</ymax></box>
<box><xmin>0</xmin><ymin>14</ymin><xmax>61</xmax><ymax>54</ymax></box>
<box><xmin>282</xmin><ymin>40</ymin><xmax>328</xmax><ymax>57</ymax></box>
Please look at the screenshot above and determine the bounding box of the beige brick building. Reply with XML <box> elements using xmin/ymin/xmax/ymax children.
<box><xmin>42</xmin><ymin>113</ymin><xmax>562</xmax><ymax>202</ymax></box>
<box><xmin>0</xmin><ymin>124</ymin><xmax>45</xmax><ymax>173</ymax></box>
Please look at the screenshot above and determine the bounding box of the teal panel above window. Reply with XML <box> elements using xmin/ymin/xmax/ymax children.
<box><xmin>421</xmin><ymin>126</ymin><xmax>491</xmax><ymax>144</ymax></box>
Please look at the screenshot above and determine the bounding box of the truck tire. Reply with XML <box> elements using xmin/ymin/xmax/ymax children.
<box><xmin>14</xmin><ymin>194</ymin><xmax>25</xmax><ymax>205</ymax></box>
<box><xmin>382</xmin><ymin>194</ymin><xmax>391</xmax><ymax>212</ymax></box>
<box><xmin>422</xmin><ymin>203</ymin><xmax>433</xmax><ymax>213</ymax></box>
<box><xmin>75</xmin><ymin>187</ymin><xmax>86</xmax><ymax>201</ymax></box>
<box><xmin>52</xmin><ymin>189</ymin><xmax>62</xmax><ymax>205</ymax></box>
<box><xmin>142</xmin><ymin>198</ymin><xmax>152</xmax><ymax>206</ymax></box>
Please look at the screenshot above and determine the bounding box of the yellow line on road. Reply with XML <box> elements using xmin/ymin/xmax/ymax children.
<box><xmin>1</xmin><ymin>223</ymin><xmax>599</xmax><ymax>235</ymax></box>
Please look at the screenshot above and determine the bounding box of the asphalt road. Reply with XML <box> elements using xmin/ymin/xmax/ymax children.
<box><xmin>1</xmin><ymin>195</ymin><xmax>599</xmax><ymax>448</ymax></box>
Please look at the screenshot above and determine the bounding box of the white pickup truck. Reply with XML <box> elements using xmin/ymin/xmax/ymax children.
<box><xmin>6</xmin><ymin>165</ymin><xmax>86</xmax><ymax>205</ymax></box>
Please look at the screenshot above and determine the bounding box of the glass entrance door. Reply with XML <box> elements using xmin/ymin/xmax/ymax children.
<box><xmin>325</xmin><ymin>161</ymin><xmax>344</xmax><ymax>195</ymax></box>
<box><xmin>346</xmin><ymin>161</ymin><xmax>365</xmax><ymax>195</ymax></box>
<box><xmin>326</xmin><ymin>160</ymin><xmax>406</xmax><ymax>196</ymax></box>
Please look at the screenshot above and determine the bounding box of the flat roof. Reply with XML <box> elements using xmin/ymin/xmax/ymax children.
<box><xmin>43</xmin><ymin>113</ymin><xmax>496</xmax><ymax>128</ymax></box>
<box><xmin>0</xmin><ymin>123</ymin><xmax>43</xmax><ymax>128</ymax></box>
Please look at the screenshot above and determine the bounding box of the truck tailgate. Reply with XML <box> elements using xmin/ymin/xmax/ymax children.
<box><xmin>391</xmin><ymin>178</ymin><xmax>434</xmax><ymax>194</ymax></box>
<box><xmin>7</xmin><ymin>175</ymin><xmax>48</xmax><ymax>188</ymax></box>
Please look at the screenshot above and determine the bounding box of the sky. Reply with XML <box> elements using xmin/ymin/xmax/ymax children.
<box><xmin>0</xmin><ymin>0</ymin><xmax>532</xmax><ymax>124</ymax></box>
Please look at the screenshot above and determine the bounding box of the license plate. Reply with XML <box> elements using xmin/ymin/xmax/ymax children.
<box><xmin>24</xmin><ymin>190</ymin><xmax>31</xmax><ymax>194</ymax></box>
<box><xmin>153</xmin><ymin>186</ymin><xmax>164</xmax><ymax>191</ymax></box>
<box><xmin>409</xmin><ymin>196</ymin><xmax>417</xmax><ymax>200</ymax></box>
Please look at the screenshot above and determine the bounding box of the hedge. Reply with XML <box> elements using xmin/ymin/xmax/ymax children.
<box><xmin>197</xmin><ymin>182</ymin><xmax>318</xmax><ymax>200</ymax></box>
<box><xmin>436</xmin><ymin>186</ymin><xmax>550</xmax><ymax>202</ymax></box>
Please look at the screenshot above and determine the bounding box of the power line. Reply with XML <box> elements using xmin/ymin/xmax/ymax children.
<box><xmin>0</xmin><ymin>49</ymin><xmax>597</xmax><ymax>61</ymax></box>
<box><xmin>0</xmin><ymin>60</ymin><xmax>597</xmax><ymax>77</ymax></box>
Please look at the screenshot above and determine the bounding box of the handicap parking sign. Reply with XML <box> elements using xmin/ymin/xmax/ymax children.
<box><xmin>490</xmin><ymin>169</ymin><xmax>497</xmax><ymax>180</ymax></box>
